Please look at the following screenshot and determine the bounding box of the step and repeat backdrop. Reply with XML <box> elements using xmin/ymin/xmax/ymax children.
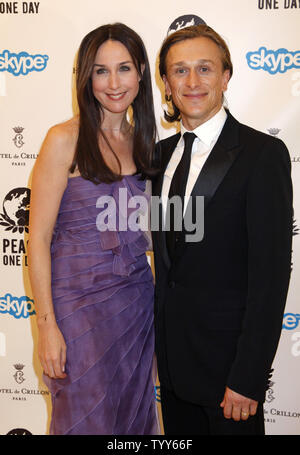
<box><xmin>0</xmin><ymin>0</ymin><xmax>299</xmax><ymax>435</ymax></box>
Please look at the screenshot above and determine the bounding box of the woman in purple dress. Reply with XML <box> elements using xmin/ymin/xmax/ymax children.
<box><xmin>28</xmin><ymin>23</ymin><xmax>159</xmax><ymax>435</ymax></box>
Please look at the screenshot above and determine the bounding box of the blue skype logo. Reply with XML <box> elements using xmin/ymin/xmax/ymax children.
<box><xmin>282</xmin><ymin>313</ymin><xmax>300</xmax><ymax>330</ymax></box>
<box><xmin>0</xmin><ymin>293</ymin><xmax>35</xmax><ymax>319</ymax></box>
<box><xmin>246</xmin><ymin>47</ymin><xmax>300</xmax><ymax>74</ymax></box>
<box><xmin>0</xmin><ymin>50</ymin><xmax>49</xmax><ymax>76</ymax></box>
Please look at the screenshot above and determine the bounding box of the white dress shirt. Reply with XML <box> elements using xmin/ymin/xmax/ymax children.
<box><xmin>161</xmin><ymin>107</ymin><xmax>227</xmax><ymax>219</ymax></box>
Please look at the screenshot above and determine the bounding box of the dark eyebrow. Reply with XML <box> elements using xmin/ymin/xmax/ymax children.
<box><xmin>93</xmin><ymin>60</ymin><xmax>133</xmax><ymax>68</ymax></box>
<box><xmin>171</xmin><ymin>59</ymin><xmax>215</xmax><ymax>67</ymax></box>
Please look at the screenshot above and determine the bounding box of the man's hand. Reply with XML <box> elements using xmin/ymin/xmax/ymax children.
<box><xmin>220</xmin><ymin>387</ymin><xmax>258</xmax><ymax>421</ymax></box>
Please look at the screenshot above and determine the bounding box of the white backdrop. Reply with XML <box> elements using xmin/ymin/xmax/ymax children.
<box><xmin>0</xmin><ymin>0</ymin><xmax>299</xmax><ymax>435</ymax></box>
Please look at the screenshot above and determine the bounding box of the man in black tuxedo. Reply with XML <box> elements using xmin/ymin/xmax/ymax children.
<box><xmin>152</xmin><ymin>24</ymin><xmax>293</xmax><ymax>435</ymax></box>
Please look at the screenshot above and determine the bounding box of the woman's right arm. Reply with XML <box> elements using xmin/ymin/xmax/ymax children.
<box><xmin>28</xmin><ymin>122</ymin><xmax>75</xmax><ymax>379</ymax></box>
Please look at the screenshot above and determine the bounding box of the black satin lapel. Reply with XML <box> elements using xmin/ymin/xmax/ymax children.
<box><xmin>174</xmin><ymin>112</ymin><xmax>241</xmax><ymax>256</ymax></box>
<box><xmin>190</xmin><ymin>142</ymin><xmax>240</xmax><ymax>208</ymax></box>
<box><xmin>190</xmin><ymin>112</ymin><xmax>240</xmax><ymax>207</ymax></box>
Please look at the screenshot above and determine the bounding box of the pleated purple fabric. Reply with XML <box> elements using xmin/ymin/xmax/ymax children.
<box><xmin>43</xmin><ymin>174</ymin><xmax>159</xmax><ymax>435</ymax></box>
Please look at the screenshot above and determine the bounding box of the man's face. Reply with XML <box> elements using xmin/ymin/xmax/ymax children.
<box><xmin>163</xmin><ymin>37</ymin><xmax>230</xmax><ymax>130</ymax></box>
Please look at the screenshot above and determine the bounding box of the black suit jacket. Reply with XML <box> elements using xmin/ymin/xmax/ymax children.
<box><xmin>152</xmin><ymin>112</ymin><xmax>293</xmax><ymax>406</ymax></box>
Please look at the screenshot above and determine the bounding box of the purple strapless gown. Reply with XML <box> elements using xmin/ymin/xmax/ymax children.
<box><xmin>44</xmin><ymin>174</ymin><xmax>158</xmax><ymax>435</ymax></box>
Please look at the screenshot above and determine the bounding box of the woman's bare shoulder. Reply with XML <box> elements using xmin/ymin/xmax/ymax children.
<box><xmin>40</xmin><ymin>116</ymin><xmax>79</xmax><ymax>166</ymax></box>
<box><xmin>46</xmin><ymin>116</ymin><xmax>79</xmax><ymax>147</ymax></box>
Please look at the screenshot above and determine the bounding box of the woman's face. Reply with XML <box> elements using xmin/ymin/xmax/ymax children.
<box><xmin>91</xmin><ymin>39</ymin><xmax>141</xmax><ymax>117</ymax></box>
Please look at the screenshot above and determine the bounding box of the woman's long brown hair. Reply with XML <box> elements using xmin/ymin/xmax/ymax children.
<box><xmin>70</xmin><ymin>23</ymin><xmax>157</xmax><ymax>183</ymax></box>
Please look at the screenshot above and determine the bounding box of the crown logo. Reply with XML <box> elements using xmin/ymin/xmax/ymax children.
<box><xmin>13</xmin><ymin>127</ymin><xmax>24</xmax><ymax>134</ymax></box>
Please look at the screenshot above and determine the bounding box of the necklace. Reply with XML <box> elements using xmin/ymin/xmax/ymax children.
<box><xmin>102</xmin><ymin>127</ymin><xmax>121</xmax><ymax>131</ymax></box>
<box><xmin>101</xmin><ymin>123</ymin><xmax>132</xmax><ymax>133</ymax></box>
